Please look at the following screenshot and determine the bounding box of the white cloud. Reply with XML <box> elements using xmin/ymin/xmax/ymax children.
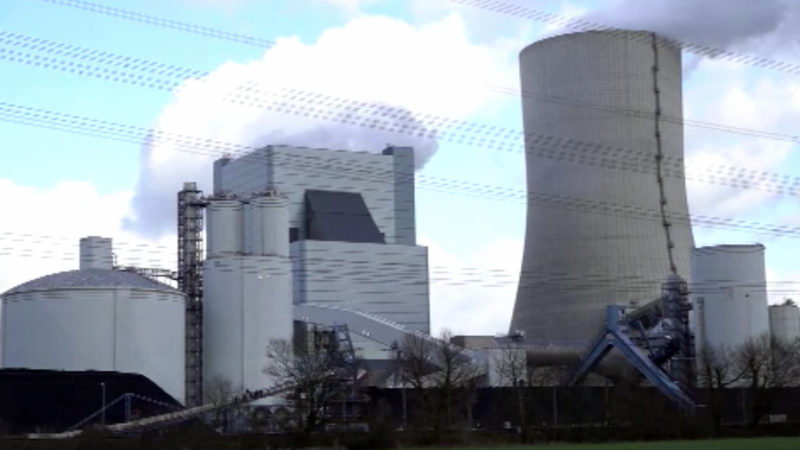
<box><xmin>0</xmin><ymin>179</ymin><xmax>173</xmax><ymax>294</ymax></box>
<box><xmin>421</xmin><ymin>235</ymin><xmax>522</xmax><ymax>336</ymax></box>
<box><xmin>125</xmin><ymin>12</ymin><xmax>518</xmax><ymax>237</ymax></box>
<box><xmin>683</xmin><ymin>57</ymin><xmax>800</xmax><ymax>220</ymax></box>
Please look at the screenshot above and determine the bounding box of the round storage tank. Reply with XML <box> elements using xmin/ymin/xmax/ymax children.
<box><xmin>0</xmin><ymin>269</ymin><xmax>186</xmax><ymax>404</ymax></box>
<box><xmin>510</xmin><ymin>30</ymin><xmax>694</xmax><ymax>341</ymax></box>
<box><xmin>207</xmin><ymin>199</ymin><xmax>243</xmax><ymax>257</ymax></box>
<box><xmin>769</xmin><ymin>303</ymin><xmax>800</xmax><ymax>344</ymax></box>
<box><xmin>691</xmin><ymin>244</ymin><xmax>770</xmax><ymax>352</ymax></box>
<box><xmin>248</xmin><ymin>192</ymin><xmax>289</xmax><ymax>257</ymax></box>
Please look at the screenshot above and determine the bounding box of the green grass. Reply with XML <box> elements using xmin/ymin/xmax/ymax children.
<box><xmin>407</xmin><ymin>436</ymin><xmax>800</xmax><ymax>450</ymax></box>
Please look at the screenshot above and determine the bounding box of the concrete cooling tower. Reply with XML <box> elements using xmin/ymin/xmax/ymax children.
<box><xmin>510</xmin><ymin>30</ymin><xmax>694</xmax><ymax>342</ymax></box>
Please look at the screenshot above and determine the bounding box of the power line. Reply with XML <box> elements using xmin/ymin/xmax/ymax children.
<box><xmin>2</xmin><ymin>101</ymin><xmax>798</xmax><ymax>240</ymax></box>
<box><xmin>1</xmin><ymin>233</ymin><xmax>798</xmax><ymax>296</ymax></box>
<box><xmin>448</xmin><ymin>0</ymin><xmax>800</xmax><ymax>77</ymax></box>
<box><xmin>3</xmin><ymin>33</ymin><xmax>799</xmax><ymax>202</ymax></box>
<box><xmin>35</xmin><ymin>0</ymin><xmax>800</xmax><ymax>79</ymax></box>
<box><xmin>36</xmin><ymin>0</ymin><xmax>276</xmax><ymax>48</ymax></box>
<box><xmin>4</xmin><ymin>30</ymin><xmax>800</xmax><ymax>155</ymax></box>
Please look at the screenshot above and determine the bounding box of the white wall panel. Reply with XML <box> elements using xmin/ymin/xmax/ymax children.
<box><xmin>291</xmin><ymin>240</ymin><xmax>429</xmax><ymax>334</ymax></box>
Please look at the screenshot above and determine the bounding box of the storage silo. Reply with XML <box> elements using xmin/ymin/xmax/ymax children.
<box><xmin>244</xmin><ymin>193</ymin><xmax>290</xmax><ymax>256</ymax></box>
<box><xmin>0</xmin><ymin>237</ymin><xmax>186</xmax><ymax>403</ymax></box>
<box><xmin>691</xmin><ymin>245</ymin><xmax>770</xmax><ymax>351</ymax></box>
<box><xmin>769</xmin><ymin>303</ymin><xmax>800</xmax><ymax>344</ymax></box>
<box><xmin>510</xmin><ymin>30</ymin><xmax>694</xmax><ymax>342</ymax></box>
<box><xmin>206</xmin><ymin>198</ymin><xmax>243</xmax><ymax>257</ymax></box>
<box><xmin>203</xmin><ymin>191</ymin><xmax>292</xmax><ymax>400</ymax></box>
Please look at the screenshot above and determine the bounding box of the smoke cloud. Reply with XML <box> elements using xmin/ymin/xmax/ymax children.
<box><xmin>583</xmin><ymin>0</ymin><xmax>800</xmax><ymax>58</ymax></box>
<box><xmin>123</xmin><ymin>13</ymin><xmax>514</xmax><ymax>238</ymax></box>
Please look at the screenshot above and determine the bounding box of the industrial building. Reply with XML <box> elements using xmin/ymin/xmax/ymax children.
<box><xmin>510</xmin><ymin>30</ymin><xmax>695</xmax><ymax>344</ymax></box>
<box><xmin>211</xmin><ymin>145</ymin><xmax>430</xmax><ymax>354</ymax></box>
<box><xmin>180</xmin><ymin>144</ymin><xmax>431</xmax><ymax>405</ymax></box>
<box><xmin>1</xmin><ymin>29</ymin><xmax>799</xmax><ymax>434</ymax></box>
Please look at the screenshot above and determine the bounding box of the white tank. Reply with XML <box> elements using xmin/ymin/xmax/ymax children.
<box><xmin>769</xmin><ymin>303</ymin><xmax>800</xmax><ymax>344</ymax></box>
<box><xmin>0</xmin><ymin>254</ymin><xmax>186</xmax><ymax>403</ymax></box>
<box><xmin>245</xmin><ymin>192</ymin><xmax>289</xmax><ymax>257</ymax></box>
<box><xmin>204</xmin><ymin>191</ymin><xmax>291</xmax><ymax>400</ymax></box>
<box><xmin>203</xmin><ymin>255</ymin><xmax>292</xmax><ymax>400</ymax></box>
<box><xmin>206</xmin><ymin>199</ymin><xmax>243</xmax><ymax>257</ymax></box>
<box><xmin>691</xmin><ymin>245</ymin><xmax>770</xmax><ymax>352</ymax></box>
<box><xmin>510</xmin><ymin>30</ymin><xmax>694</xmax><ymax>342</ymax></box>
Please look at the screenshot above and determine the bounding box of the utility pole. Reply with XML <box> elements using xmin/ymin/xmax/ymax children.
<box><xmin>100</xmin><ymin>382</ymin><xmax>106</xmax><ymax>425</ymax></box>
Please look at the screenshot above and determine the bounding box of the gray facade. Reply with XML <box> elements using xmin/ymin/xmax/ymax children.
<box><xmin>291</xmin><ymin>240</ymin><xmax>429</xmax><ymax>333</ymax></box>
<box><xmin>215</xmin><ymin>145</ymin><xmax>416</xmax><ymax>245</ymax></box>
<box><xmin>510</xmin><ymin>31</ymin><xmax>694</xmax><ymax>341</ymax></box>
<box><xmin>215</xmin><ymin>144</ymin><xmax>429</xmax><ymax>337</ymax></box>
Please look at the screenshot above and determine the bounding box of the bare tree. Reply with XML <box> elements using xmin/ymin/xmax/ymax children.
<box><xmin>395</xmin><ymin>330</ymin><xmax>480</xmax><ymax>441</ymax></box>
<box><xmin>733</xmin><ymin>334</ymin><xmax>800</xmax><ymax>426</ymax></box>
<box><xmin>202</xmin><ymin>375</ymin><xmax>244</xmax><ymax>432</ymax></box>
<box><xmin>264</xmin><ymin>337</ymin><xmax>356</xmax><ymax>433</ymax></box>
<box><xmin>395</xmin><ymin>332</ymin><xmax>438</xmax><ymax>392</ymax></box>
<box><xmin>491</xmin><ymin>346</ymin><xmax>528</xmax><ymax>435</ymax></box>
<box><xmin>696</xmin><ymin>344</ymin><xmax>741</xmax><ymax>433</ymax></box>
<box><xmin>204</xmin><ymin>375</ymin><xmax>236</xmax><ymax>406</ymax></box>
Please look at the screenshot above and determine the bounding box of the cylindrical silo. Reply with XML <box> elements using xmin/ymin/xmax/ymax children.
<box><xmin>245</xmin><ymin>192</ymin><xmax>289</xmax><ymax>257</ymax></box>
<box><xmin>769</xmin><ymin>303</ymin><xmax>800</xmax><ymax>345</ymax></box>
<box><xmin>691</xmin><ymin>245</ymin><xmax>770</xmax><ymax>352</ymax></box>
<box><xmin>510</xmin><ymin>30</ymin><xmax>694</xmax><ymax>342</ymax></box>
<box><xmin>204</xmin><ymin>191</ymin><xmax>291</xmax><ymax>401</ymax></box>
<box><xmin>79</xmin><ymin>236</ymin><xmax>113</xmax><ymax>270</ymax></box>
<box><xmin>206</xmin><ymin>198</ymin><xmax>243</xmax><ymax>257</ymax></box>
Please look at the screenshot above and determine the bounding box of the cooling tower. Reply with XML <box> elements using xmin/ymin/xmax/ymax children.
<box><xmin>510</xmin><ymin>30</ymin><xmax>694</xmax><ymax>342</ymax></box>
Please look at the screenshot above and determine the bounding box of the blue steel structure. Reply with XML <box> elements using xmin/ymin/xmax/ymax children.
<box><xmin>567</xmin><ymin>275</ymin><xmax>696</xmax><ymax>412</ymax></box>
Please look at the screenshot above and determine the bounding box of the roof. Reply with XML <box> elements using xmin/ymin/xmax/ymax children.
<box><xmin>304</xmin><ymin>189</ymin><xmax>385</xmax><ymax>244</ymax></box>
<box><xmin>2</xmin><ymin>269</ymin><xmax>181</xmax><ymax>296</ymax></box>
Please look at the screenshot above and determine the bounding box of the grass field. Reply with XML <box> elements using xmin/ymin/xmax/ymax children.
<box><xmin>408</xmin><ymin>436</ymin><xmax>800</xmax><ymax>450</ymax></box>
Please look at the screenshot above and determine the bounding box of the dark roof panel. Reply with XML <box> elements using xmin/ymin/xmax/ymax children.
<box><xmin>304</xmin><ymin>190</ymin><xmax>385</xmax><ymax>244</ymax></box>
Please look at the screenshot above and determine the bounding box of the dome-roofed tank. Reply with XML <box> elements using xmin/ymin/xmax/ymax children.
<box><xmin>510</xmin><ymin>30</ymin><xmax>694</xmax><ymax>342</ymax></box>
<box><xmin>0</xmin><ymin>237</ymin><xmax>186</xmax><ymax>404</ymax></box>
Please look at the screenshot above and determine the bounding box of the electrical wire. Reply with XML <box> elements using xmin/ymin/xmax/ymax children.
<box><xmin>1</xmin><ymin>231</ymin><xmax>798</xmax><ymax>298</ymax></box>
<box><xmin>448</xmin><ymin>0</ymin><xmax>800</xmax><ymax>77</ymax></box>
<box><xmin>2</xmin><ymin>101</ymin><xmax>799</xmax><ymax>242</ymax></box>
<box><xmin>33</xmin><ymin>0</ymin><xmax>800</xmax><ymax>79</ymax></box>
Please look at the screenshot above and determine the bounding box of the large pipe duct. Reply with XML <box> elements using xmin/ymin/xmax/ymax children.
<box><xmin>510</xmin><ymin>30</ymin><xmax>694</xmax><ymax>341</ymax></box>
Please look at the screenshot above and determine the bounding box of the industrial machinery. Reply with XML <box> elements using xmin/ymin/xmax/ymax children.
<box><xmin>568</xmin><ymin>274</ymin><xmax>696</xmax><ymax>412</ymax></box>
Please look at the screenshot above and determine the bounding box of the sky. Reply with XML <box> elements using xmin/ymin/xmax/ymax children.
<box><xmin>0</xmin><ymin>0</ymin><xmax>799</xmax><ymax>336</ymax></box>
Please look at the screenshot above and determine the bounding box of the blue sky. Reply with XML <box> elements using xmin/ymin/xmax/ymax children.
<box><xmin>1</xmin><ymin>0</ymin><xmax>799</xmax><ymax>335</ymax></box>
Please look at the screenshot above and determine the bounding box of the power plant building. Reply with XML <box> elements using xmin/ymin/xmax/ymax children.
<box><xmin>212</xmin><ymin>145</ymin><xmax>430</xmax><ymax>356</ymax></box>
<box><xmin>510</xmin><ymin>30</ymin><xmax>694</xmax><ymax>342</ymax></box>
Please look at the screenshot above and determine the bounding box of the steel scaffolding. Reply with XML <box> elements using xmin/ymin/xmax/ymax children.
<box><xmin>178</xmin><ymin>182</ymin><xmax>206</xmax><ymax>407</ymax></box>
